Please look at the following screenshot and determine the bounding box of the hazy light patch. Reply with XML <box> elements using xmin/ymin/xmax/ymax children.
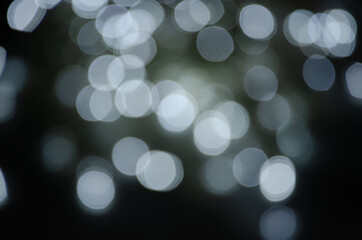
<box><xmin>0</xmin><ymin>82</ymin><xmax>16</xmax><ymax>123</ymax></box>
<box><xmin>42</xmin><ymin>133</ymin><xmax>76</xmax><ymax>173</ymax></box>
<box><xmin>131</xmin><ymin>0</ymin><xmax>165</xmax><ymax>31</ymax></box>
<box><xmin>151</xmin><ymin>80</ymin><xmax>184</xmax><ymax>110</ymax></box>
<box><xmin>76</xmin><ymin>85</ymin><xmax>97</xmax><ymax>121</ymax></box>
<box><xmin>233</xmin><ymin>147</ymin><xmax>268</xmax><ymax>188</ymax></box>
<box><xmin>0</xmin><ymin>56</ymin><xmax>27</xmax><ymax>93</ymax></box>
<box><xmin>88</xmin><ymin>55</ymin><xmax>124</xmax><ymax>90</ymax></box>
<box><xmin>198</xmin><ymin>83</ymin><xmax>234</xmax><ymax>112</ymax></box>
<box><xmin>284</xmin><ymin>10</ymin><xmax>314</xmax><ymax>46</ymax></box>
<box><xmin>303</xmin><ymin>55</ymin><xmax>335</xmax><ymax>91</ymax></box>
<box><xmin>200</xmin><ymin>0</ymin><xmax>224</xmax><ymax>25</ymax></box>
<box><xmin>157</xmin><ymin>90</ymin><xmax>198</xmax><ymax>132</ymax></box>
<box><xmin>216</xmin><ymin>101</ymin><xmax>249</xmax><ymax>139</ymax></box>
<box><xmin>217</xmin><ymin>0</ymin><xmax>238</xmax><ymax>30</ymax></box>
<box><xmin>95</xmin><ymin>5</ymin><xmax>130</xmax><ymax>38</ymax></box>
<box><xmin>55</xmin><ymin>65</ymin><xmax>87</xmax><ymax>109</ymax></box>
<box><xmin>197</xmin><ymin>26</ymin><xmax>234</xmax><ymax>62</ymax></box>
<box><xmin>120</xmin><ymin>54</ymin><xmax>144</xmax><ymax>69</ymax></box>
<box><xmin>0</xmin><ymin>47</ymin><xmax>6</xmax><ymax>77</ymax></box>
<box><xmin>277</xmin><ymin>118</ymin><xmax>312</xmax><ymax>158</ymax></box>
<box><xmin>136</xmin><ymin>151</ymin><xmax>183</xmax><ymax>191</ymax></box>
<box><xmin>244</xmin><ymin>65</ymin><xmax>278</xmax><ymax>101</ymax></box>
<box><xmin>77</xmin><ymin>21</ymin><xmax>107</xmax><ymax>55</ymax></box>
<box><xmin>120</xmin><ymin>37</ymin><xmax>157</xmax><ymax>66</ymax></box>
<box><xmin>236</xmin><ymin>31</ymin><xmax>269</xmax><ymax>55</ymax></box>
<box><xmin>36</xmin><ymin>0</ymin><xmax>61</xmax><ymax>9</ymax></box>
<box><xmin>345</xmin><ymin>62</ymin><xmax>362</xmax><ymax>99</ymax></box>
<box><xmin>112</xmin><ymin>137</ymin><xmax>149</xmax><ymax>176</ymax></box>
<box><xmin>72</xmin><ymin>0</ymin><xmax>107</xmax><ymax>19</ymax></box>
<box><xmin>0</xmin><ymin>168</ymin><xmax>8</xmax><ymax>206</ymax></box>
<box><xmin>178</xmin><ymin>67</ymin><xmax>209</xmax><ymax>99</ymax></box>
<box><xmin>113</xmin><ymin>0</ymin><xmax>140</xmax><ymax>7</ymax></box>
<box><xmin>203</xmin><ymin>155</ymin><xmax>238</xmax><ymax>195</ymax></box>
<box><xmin>193</xmin><ymin>111</ymin><xmax>231</xmax><ymax>156</ymax></box>
<box><xmin>239</xmin><ymin>4</ymin><xmax>275</xmax><ymax>40</ymax></box>
<box><xmin>89</xmin><ymin>89</ymin><xmax>113</xmax><ymax>121</ymax></box>
<box><xmin>257</xmin><ymin>94</ymin><xmax>291</xmax><ymax>131</ymax></box>
<box><xmin>115</xmin><ymin>80</ymin><xmax>153</xmax><ymax>118</ymax></box>
<box><xmin>260</xmin><ymin>156</ymin><xmax>296</xmax><ymax>202</ymax></box>
<box><xmin>7</xmin><ymin>0</ymin><xmax>46</xmax><ymax>32</ymax></box>
<box><xmin>174</xmin><ymin>0</ymin><xmax>210</xmax><ymax>32</ymax></box>
<box><xmin>260</xmin><ymin>205</ymin><xmax>297</xmax><ymax>240</ymax></box>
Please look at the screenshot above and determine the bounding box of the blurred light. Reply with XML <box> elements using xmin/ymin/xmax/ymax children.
<box><xmin>200</xmin><ymin>0</ymin><xmax>224</xmax><ymax>25</ymax></box>
<box><xmin>115</xmin><ymin>80</ymin><xmax>153</xmax><ymax>118</ymax></box>
<box><xmin>151</xmin><ymin>80</ymin><xmax>185</xmax><ymax>110</ymax></box>
<box><xmin>132</xmin><ymin>0</ymin><xmax>165</xmax><ymax>31</ymax></box>
<box><xmin>233</xmin><ymin>147</ymin><xmax>268</xmax><ymax>188</ymax></box>
<box><xmin>193</xmin><ymin>111</ymin><xmax>231</xmax><ymax>156</ymax></box>
<box><xmin>239</xmin><ymin>4</ymin><xmax>275</xmax><ymax>40</ymax></box>
<box><xmin>276</xmin><ymin>118</ymin><xmax>312</xmax><ymax>158</ymax></box>
<box><xmin>198</xmin><ymin>83</ymin><xmax>234</xmax><ymax>112</ymax></box>
<box><xmin>0</xmin><ymin>56</ymin><xmax>27</xmax><ymax>93</ymax></box>
<box><xmin>88</xmin><ymin>55</ymin><xmax>124</xmax><ymax>91</ymax></box>
<box><xmin>113</xmin><ymin>0</ymin><xmax>140</xmax><ymax>7</ymax></box>
<box><xmin>244</xmin><ymin>65</ymin><xmax>278</xmax><ymax>101</ymax></box>
<box><xmin>0</xmin><ymin>82</ymin><xmax>16</xmax><ymax>123</ymax></box>
<box><xmin>236</xmin><ymin>31</ymin><xmax>269</xmax><ymax>55</ymax></box>
<box><xmin>136</xmin><ymin>150</ymin><xmax>183</xmax><ymax>191</ymax></box>
<box><xmin>284</xmin><ymin>10</ymin><xmax>314</xmax><ymax>46</ymax></box>
<box><xmin>216</xmin><ymin>101</ymin><xmax>249</xmax><ymax>139</ymax></box>
<box><xmin>260</xmin><ymin>156</ymin><xmax>296</xmax><ymax>202</ymax></box>
<box><xmin>216</xmin><ymin>0</ymin><xmax>238</xmax><ymax>30</ymax></box>
<box><xmin>157</xmin><ymin>90</ymin><xmax>198</xmax><ymax>133</ymax></box>
<box><xmin>174</xmin><ymin>0</ymin><xmax>210</xmax><ymax>32</ymax></box>
<box><xmin>36</xmin><ymin>0</ymin><xmax>61</xmax><ymax>9</ymax></box>
<box><xmin>303</xmin><ymin>55</ymin><xmax>335</xmax><ymax>91</ymax></box>
<box><xmin>202</xmin><ymin>155</ymin><xmax>238</xmax><ymax>195</ymax></box>
<box><xmin>120</xmin><ymin>37</ymin><xmax>157</xmax><ymax>66</ymax></box>
<box><xmin>112</xmin><ymin>137</ymin><xmax>149</xmax><ymax>176</ymax></box>
<box><xmin>76</xmin><ymin>85</ymin><xmax>97</xmax><ymax>121</ymax></box>
<box><xmin>89</xmin><ymin>89</ymin><xmax>113</xmax><ymax>121</ymax></box>
<box><xmin>72</xmin><ymin>0</ymin><xmax>107</xmax><ymax>19</ymax></box>
<box><xmin>0</xmin><ymin>168</ymin><xmax>8</xmax><ymax>206</ymax></box>
<box><xmin>345</xmin><ymin>62</ymin><xmax>362</xmax><ymax>99</ymax></box>
<box><xmin>7</xmin><ymin>0</ymin><xmax>46</xmax><ymax>32</ymax></box>
<box><xmin>55</xmin><ymin>65</ymin><xmax>87</xmax><ymax>108</ymax></box>
<box><xmin>260</xmin><ymin>205</ymin><xmax>297</xmax><ymax>240</ymax></box>
<box><xmin>77</xmin><ymin>170</ymin><xmax>115</xmax><ymax>212</ymax></box>
<box><xmin>196</xmin><ymin>26</ymin><xmax>234</xmax><ymax>62</ymax></box>
<box><xmin>257</xmin><ymin>94</ymin><xmax>291</xmax><ymax>131</ymax></box>
<box><xmin>0</xmin><ymin>46</ymin><xmax>6</xmax><ymax>77</ymax></box>
<box><xmin>77</xmin><ymin>20</ymin><xmax>107</xmax><ymax>55</ymax></box>
<box><xmin>41</xmin><ymin>133</ymin><xmax>77</xmax><ymax>173</ymax></box>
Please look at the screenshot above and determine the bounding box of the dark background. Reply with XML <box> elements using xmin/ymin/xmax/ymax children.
<box><xmin>1</xmin><ymin>0</ymin><xmax>362</xmax><ymax>238</ymax></box>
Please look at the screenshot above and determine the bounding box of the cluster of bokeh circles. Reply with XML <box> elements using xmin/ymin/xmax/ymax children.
<box><xmin>1</xmin><ymin>0</ymin><xmax>361</xmax><ymax>238</ymax></box>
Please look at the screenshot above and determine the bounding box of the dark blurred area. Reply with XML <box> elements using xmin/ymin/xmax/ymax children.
<box><xmin>1</xmin><ymin>0</ymin><xmax>362</xmax><ymax>239</ymax></box>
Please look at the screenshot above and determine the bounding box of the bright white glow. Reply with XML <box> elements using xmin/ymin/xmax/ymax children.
<box><xmin>244</xmin><ymin>65</ymin><xmax>278</xmax><ymax>101</ymax></box>
<box><xmin>136</xmin><ymin>151</ymin><xmax>183</xmax><ymax>191</ymax></box>
<box><xmin>36</xmin><ymin>0</ymin><xmax>61</xmax><ymax>9</ymax></box>
<box><xmin>239</xmin><ymin>4</ymin><xmax>275</xmax><ymax>40</ymax></box>
<box><xmin>345</xmin><ymin>62</ymin><xmax>362</xmax><ymax>99</ymax></box>
<box><xmin>174</xmin><ymin>0</ymin><xmax>210</xmax><ymax>32</ymax></box>
<box><xmin>112</xmin><ymin>137</ymin><xmax>149</xmax><ymax>176</ymax></box>
<box><xmin>197</xmin><ymin>26</ymin><xmax>234</xmax><ymax>62</ymax></box>
<box><xmin>303</xmin><ymin>55</ymin><xmax>335</xmax><ymax>91</ymax></box>
<box><xmin>89</xmin><ymin>89</ymin><xmax>113</xmax><ymax>121</ymax></box>
<box><xmin>233</xmin><ymin>147</ymin><xmax>268</xmax><ymax>188</ymax></box>
<box><xmin>55</xmin><ymin>65</ymin><xmax>87</xmax><ymax>108</ymax></box>
<box><xmin>193</xmin><ymin>111</ymin><xmax>231</xmax><ymax>156</ymax></box>
<box><xmin>260</xmin><ymin>156</ymin><xmax>296</xmax><ymax>202</ymax></box>
<box><xmin>151</xmin><ymin>80</ymin><xmax>184</xmax><ymax>110</ymax></box>
<box><xmin>88</xmin><ymin>55</ymin><xmax>124</xmax><ymax>90</ymax></box>
<box><xmin>216</xmin><ymin>101</ymin><xmax>249</xmax><ymax>139</ymax></box>
<box><xmin>115</xmin><ymin>80</ymin><xmax>153</xmax><ymax>118</ymax></box>
<box><xmin>0</xmin><ymin>82</ymin><xmax>16</xmax><ymax>123</ymax></box>
<box><xmin>121</xmin><ymin>37</ymin><xmax>157</xmax><ymax>66</ymax></box>
<box><xmin>77</xmin><ymin>170</ymin><xmax>115</xmax><ymax>211</ymax></box>
<box><xmin>76</xmin><ymin>85</ymin><xmax>97</xmax><ymax>122</ymax></box>
<box><xmin>131</xmin><ymin>0</ymin><xmax>165</xmax><ymax>31</ymax></box>
<box><xmin>284</xmin><ymin>10</ymin><xmax>314</xmax><ymax>46</ymax></box>
<box><xmin>42</xmin><ymin>135</ymin><xmax>76</xmax><ymax>173</ymax></box>
<box><xmin>72</xmin><ymin>0</ymin><xmax>107</xmax><ymax>19</ymax></box>
<box><xmin>260</xmin><ymin>205</ymin><xmax>297</xmax><ymax>240</ymax></box>
<box><xmin>0</xmin><ymin>46</ymin><xmax>6</xmax><ymax>77</ymax></box>
<box><xmin>203</xmin><ymin>155</ymin><xmax>237</xmax><ymax>195</ymax></box>
<box><xmin>157</xmin><ymin>90</ymin><xmax>198</xmax><ymax>132</ymax></box>
<box><xmin>257</xmin><ymin>94</ymin><xmax>291</xmax><ymax>131</ymax></box>
<box><xmin>96</xmin><ymin>5</ymin><xmax>130</xmax><ymax>38</ymax></box>
<box><xmin>7</xmin><ymin>0</ymin><xmax>46</xmax><ymax>32</ymax></box>
<box><xmin>77</xmin><ymin>20</ymin><xmax>106</xmax><ymax>56</ymax></box>
<box><xmin>277</xmin><ymin>119</ymin><xmax>312</xmax><ymax>158</ymax></box>
<box><xmin>0</xmin><ymin>56</ymin><xmax>27</xmax><ymax>93</ymax></box>
<box><xmin>0</xmin><ymin>168</ymin><xmax>8</xmax><ymax>206</ymax></box>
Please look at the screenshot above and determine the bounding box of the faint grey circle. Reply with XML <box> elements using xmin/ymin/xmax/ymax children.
<box><xmin>233</xmin><ymin>147</ymin><xmax>268</xmax><ymax>187</ymax></box>
<box><xmin>197</xmin><ymin>26</ymin><xmax>234</xmax><ymax>62</ymax></box>
<box><xmin>260</xmin><ymin>205</ymin><xmax>297</xmax><ymax>240</ymax></box>
<box><xmin>244</xmin><ymin>65</ymin><xmax>278</xmax><ymax>101</ymax></box>
<box><xmin>345</xmin><ymin>62</ymin><xmax>362</xmax><ymax>99</ymax></box>
<box><xmin>303</xmin><ymin>55</ymin><xmax>335</xmax><ymax>91</ymax></box>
